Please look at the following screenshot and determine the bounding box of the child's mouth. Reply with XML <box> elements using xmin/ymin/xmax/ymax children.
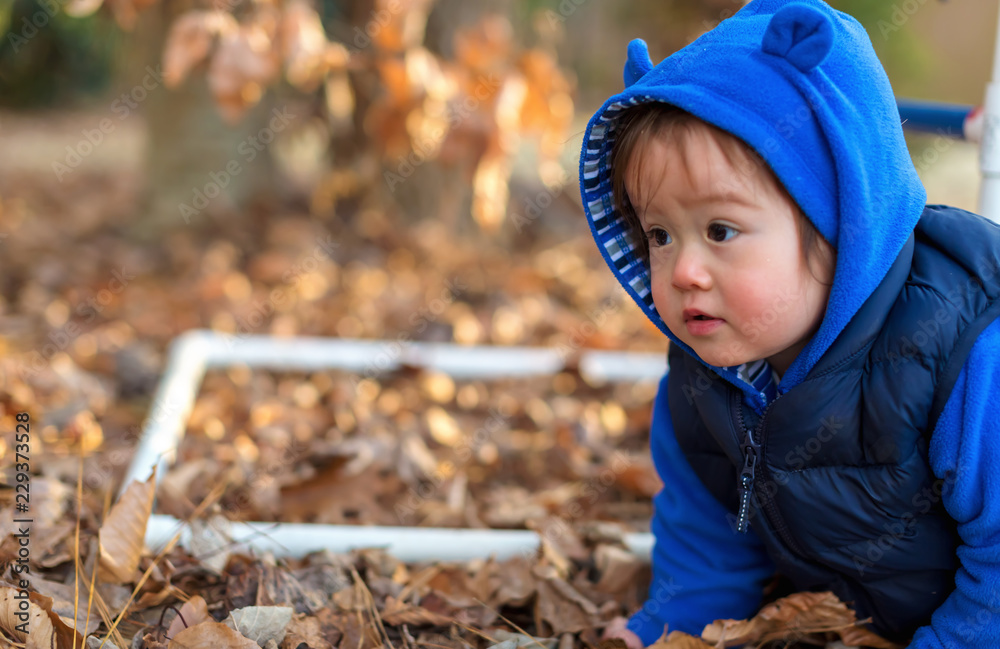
<box><xmin>685</xmin><ymin>314</ymin><xmax>724</xmax><ymax>335</ymax></box>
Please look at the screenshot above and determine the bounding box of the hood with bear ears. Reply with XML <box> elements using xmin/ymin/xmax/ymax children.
<box><xmin>579</xmin><ymin>0</ymin><xmax>926</xmax><ymax>411</ymax></box>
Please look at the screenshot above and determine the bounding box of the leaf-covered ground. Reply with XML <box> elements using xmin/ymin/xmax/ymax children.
<box><xmin>163</xmin><ymin>366</ymin><xmax>660</xmax><ymax>528</ymax></box>
<box><xmin>0</xmin><ymin>154</ymin><xmax>897</xmax><ymax>647</ymax></box>
<box><xmin>0</xmin><ymin>157</ymin><xmax>668</xmax><ymax>646</ymax></box>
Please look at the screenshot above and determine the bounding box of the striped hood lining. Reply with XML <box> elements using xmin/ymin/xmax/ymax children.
<box><xmin>580</xmin><ymin>94</ymin><xmax>661</xmax><ymax>327</ymax></box>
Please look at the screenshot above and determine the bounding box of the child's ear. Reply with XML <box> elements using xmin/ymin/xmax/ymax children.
<box><xmin>623</xmin><ymin>38</ymin><xmax>654</xmax><ymax>87</ymax></box>
<box><xmin>761</xmin><ymin>3</ymin><xmax>835</xmax><ymax>73</ymax></box>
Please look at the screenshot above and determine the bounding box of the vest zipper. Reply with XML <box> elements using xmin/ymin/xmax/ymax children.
<box><xmin>733</xmin><ymin>390</ymin><xmax>808</xmax><ymax>557</ymax></box>
<box><xmin>734</xmin><ymin>394</ymin><xmax>762</xmax><ymax>533</ymax></box>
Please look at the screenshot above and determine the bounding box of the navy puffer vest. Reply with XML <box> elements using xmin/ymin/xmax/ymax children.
<box><xmin>668</xmin><ymin>205</ymin><xmax>1000</xmax><ymax>642</ymax></box>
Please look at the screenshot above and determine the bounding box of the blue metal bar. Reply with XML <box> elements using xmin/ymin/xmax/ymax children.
<box><xmin>896</xmin><ymin>97</ymin><xmax>976</xmax><ymax>139</ymax></box>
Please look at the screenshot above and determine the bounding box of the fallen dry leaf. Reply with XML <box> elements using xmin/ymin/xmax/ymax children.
<box><xmin>381</xmin><ymin>596</ymin><xmax>454</xmax><ymax>627</ymax></box>
<box><xmin>98</xmin><ymin>472</ymin><xmax>156</xmax><ymax>584</ymax></box>
<box><xmin>648</xmin><ymin>631</ymin><xmax>713</xmax><ymax>648</ymax></box>
<box><xmin>166</xmin><ymin>595</ymin><xmax>211</xmax><ymax>640</ymax></box>
<box><xmin>839</xmin><ymin>626</ymin><xmax>905</xmax><ymax>649</ymax></box>
<box><xmin>19</xmin><ymin>582</ymin><xmax>92</xmax><ymax>639</ymax></box>
<box><xmin>280</xmin><ymin>612</ymin><xmax>335</xmax><ymax>649</ymax></box>
<box><xmin>700</xmin><ymin>591</ymin><xmax>902</xmax><ymax>649</ymax></box>
<box><xmin>535</xmin><ymin>577</ymin><xmax>595</xmax><ymax>635</ymax></box>
<box><xmin>593</xmin><ymin>544</ymin><xmax>646</xmax><ymax>599</ymax></box>
<box><xmin>170</xmin><ymin>620</ymin><xmax>260</xmax><ymax>649</ymax></box>
<box><xmin>224</xmin><ymin>605</ymin><xmax>294</xmax><ymax>646</ymax></box>
<box><xmin>0</xmin><ymin>586</ymin><xmax>55</xmax><ymax>649</ymax></box>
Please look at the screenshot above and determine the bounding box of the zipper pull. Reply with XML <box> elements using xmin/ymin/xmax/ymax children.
<box><xmin>736</xmin><ymin>441</ymin><xmax>758</xmax><ymax>533</ymax></box>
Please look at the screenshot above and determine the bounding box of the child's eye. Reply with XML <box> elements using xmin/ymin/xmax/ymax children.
<box><xmin>645</xmin><ymin>227</ymin><xmax>671</xmax><ymax>247</ymax></box>
<box><xmin>707</xmin><ymin>223</ymin><xmax>738</xmax><ymax>242</ymax></box>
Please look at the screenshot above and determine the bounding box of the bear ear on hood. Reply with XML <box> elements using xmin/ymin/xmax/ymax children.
<box><xmin>762</xmin><ymin>2</ymin><xmax>835</xmax><ymax>72</ymax></box>
<box><xmin>623</xmin><ymin>38</ymin><xmax>654</xmax><ymax>87</ymax></box>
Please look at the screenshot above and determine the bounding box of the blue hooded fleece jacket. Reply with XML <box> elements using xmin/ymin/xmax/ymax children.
<box><xmin>577</xmin><ymin>1</ymin><xmax>1000</xmax><ymax>647</ymax></box>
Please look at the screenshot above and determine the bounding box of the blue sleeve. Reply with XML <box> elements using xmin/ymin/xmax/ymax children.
<box><xmin>908</xmin><ymin>317</ymin><xmax>1000</xmax><ymax>648</ymax></box>
<box><xmin>627</xmin><ymin>373</ymin><xmax>776</xmax><ymax>646</ymax></box>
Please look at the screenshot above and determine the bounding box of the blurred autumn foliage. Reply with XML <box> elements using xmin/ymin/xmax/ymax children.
<box><xmin>52</xmin><ymin>0</ymin><xmax>574</xmax><ymax>234</ymax></box>
<box><xmin>0</xmin><ymin>0</ymin><xmax>939</xmax><ymax>239</ymax></box>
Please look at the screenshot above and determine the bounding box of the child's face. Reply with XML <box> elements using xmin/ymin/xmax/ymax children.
<box><xmin>625</xmin><ymin>123</ymin><xmax>835</xmax><ymax>376</ymax></box>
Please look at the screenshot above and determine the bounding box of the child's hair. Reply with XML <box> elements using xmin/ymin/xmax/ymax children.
<box><xmin>609</xmin><ymin>102</ymin><xmax>832</xmax><ymax>284</ymax></box>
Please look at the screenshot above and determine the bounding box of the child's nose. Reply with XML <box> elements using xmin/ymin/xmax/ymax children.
<box><xmin>670</xmin><ymin>246</ymin><xmax>712</xmax><ymax>291</ymax></box>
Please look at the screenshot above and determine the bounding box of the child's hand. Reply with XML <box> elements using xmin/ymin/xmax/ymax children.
<box><xmin>601</xmin><ymin>616</ymin><xmax>644</xmax><ymax>649</ymax></box>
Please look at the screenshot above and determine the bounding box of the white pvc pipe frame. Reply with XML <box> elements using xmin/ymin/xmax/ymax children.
<box><xmin>124</xmin><ymin>330</ymin><xmax>664</xmax><ymax>563</ymax></box>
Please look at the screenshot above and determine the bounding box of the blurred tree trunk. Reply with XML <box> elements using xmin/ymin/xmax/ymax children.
<box><xmin>123</xmin><ymin>2</ymin><xmax>279</xmax><ymax>244</ymax></box>
<box><xmin>397</xmin><ymin>0</ymin><xmax>513</xmax><ymax>236</ymax></box>
<box><xmin>424</xmin><ymin>0</ymin><xmax>512</xmax><ymax>57</ymax></box>
<box><xmin>327</xmin><ymin>0</ymin><xmax>515</xmax><ymax>236</ymax></box>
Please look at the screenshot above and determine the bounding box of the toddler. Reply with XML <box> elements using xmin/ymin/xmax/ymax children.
<box><xmin>579</xmin><ymin>1</ymin><xmax>1000</xmax><ymax>647</ymax></box>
